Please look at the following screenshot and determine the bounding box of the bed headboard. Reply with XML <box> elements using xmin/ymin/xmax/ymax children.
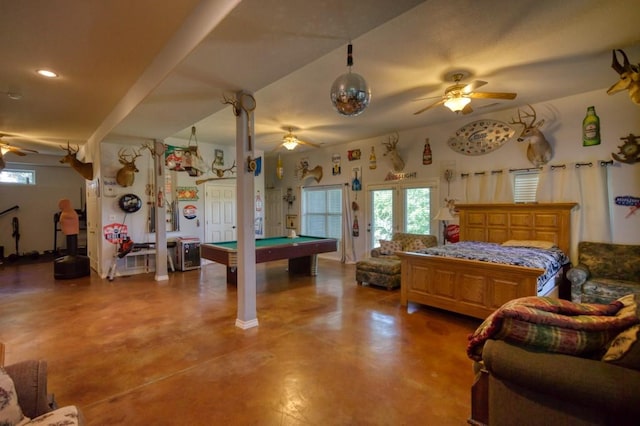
<box><xmin>456</xmin><ymin>203</ymin><xmax>577</xmax><ymax>254</ymax></box>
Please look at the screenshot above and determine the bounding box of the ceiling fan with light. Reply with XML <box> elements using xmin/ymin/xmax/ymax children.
<box><xmin>413</xmin><ymin>72</ymin><xmax>517</xmax><ymax>115</ymax></box>
<box><xmin>274</xmin><ymin>128</ymin><xmax>321</xmax><ymax>151</ymax></box>
<box><xmin>0</xmin><ymin>140</ymin><xmax>39</xmax><ymax>170</ymax></box>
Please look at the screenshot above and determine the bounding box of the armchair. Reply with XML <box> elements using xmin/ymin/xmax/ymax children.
<box><xmin>567</xmin><ymin>241</ymin><xmax>640</xmax><ymax>303</ymax></box>
<box><xmin>0</xmin><ymin>343</ymin><xmax>84</xmax><ymax>425</ymax></box>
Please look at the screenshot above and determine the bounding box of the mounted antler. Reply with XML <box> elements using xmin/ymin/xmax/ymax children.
<box><xmin>222</xmin><ymin>94</ymin><xmax>241</xmax><ymax>116</ymax></box>
<box><xmin>382</xmin><ymin>132</ymin><xmax>405</xmax><ymax>172</ymax></box>
<box><xmin>59</xmin><ymin>142</ymin><xmax>94</xmax><ymax>180</ymax></box>
<box><xmin>607</xmin><ymin>49</ymin><xmax>640</xmax><ymax>106</ymax></box>
<box><xmin>509</xmin><ymin>105</ymin><xmax>552</xmax><ymax>166</ymax></box>
<box><xmin>213</xmin><ymin>160</ymin><xmax>237</xmax><ymax>178</ymax></box>
<box><xmin>116</xmin><ymin>147</ymin><xmax>142</xmax><ymax>187</ymax></box>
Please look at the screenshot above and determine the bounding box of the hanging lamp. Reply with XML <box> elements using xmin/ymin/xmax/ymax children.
<box><xmin>330</xmin><ymin>43</ymin><xmax>371</xmax><ymax>116</ymax></box>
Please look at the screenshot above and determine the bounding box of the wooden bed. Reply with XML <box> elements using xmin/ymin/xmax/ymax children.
<box><xmin>398</xmin><ymin>203</ymin><xmax>577</xmax><ymax>319</ymax></box>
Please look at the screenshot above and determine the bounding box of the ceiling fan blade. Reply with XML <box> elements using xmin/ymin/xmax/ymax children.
<box><xmin>413</xmin><ymin>98</ymin><xmax>446</xmax><ymax>115</ymax></box>
<box><xmin>298</xmin><ymin>140</ymin><xmax>321</xmax><ymax>148</ymax></box>
<box><xmin>13</xmin><ymin>150</ymin><xmax>28</xmax><ymax>156</ymax></box>
<box><xmin>461</xmin><ymin>104</ymin><xmax>474</xmax><ymax>115</ymax></box>
<box><xmin>462</xmin><ymin>80</ymin><xmax>487</xmax><ymax>94</ymax></box>
<box><xmin>468</xmin><ymin>91</ymin><xmax>517</xmax><ymax>100</ymax></box>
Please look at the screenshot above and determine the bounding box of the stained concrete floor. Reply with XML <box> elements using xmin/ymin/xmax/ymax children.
<box><xmin>0</xmin><ymin>258</ymin><xmax>480</xmax><ymax>425</ymax></box>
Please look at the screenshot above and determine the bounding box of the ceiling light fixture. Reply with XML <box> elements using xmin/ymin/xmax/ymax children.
<box><xmin>444</xmin><ymin>96</ymin><xmax>471</xmax><ymax>113</ymax></box>
<box><xmin>36</xmin><ymin>69</ymin><xmax>58</xmax><ymax>78</ymax></box>
<box><xmin>330</xmin><ymin>43</ymin><xmax>371</xmax><ymax>116</ymax></box>
<box><xmin>282</xmin><ymin>134</ymin><xmax>299</xmax><ymax>150</ymax></box>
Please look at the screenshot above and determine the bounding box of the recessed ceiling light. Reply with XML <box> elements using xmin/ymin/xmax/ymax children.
<box><xmin>36</xmin><ymin>69</ymin><xmax>58</xmax><ymax>78</ymax></box>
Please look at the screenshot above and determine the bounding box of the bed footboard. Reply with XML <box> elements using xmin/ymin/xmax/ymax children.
<box><xmin>398</xmin><ymin>252</ymin><xmax>545</xmax><ymax>319</ymax></box>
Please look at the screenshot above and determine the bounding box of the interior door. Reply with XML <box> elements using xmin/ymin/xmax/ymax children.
<box><xmin>265</xmin><ymin>188</ymin><xmax>283</xmax><ymax>237</ymax></box>
<box><xmin>205</xmin><ymin>183</ymin><xmax>236</xmax><ymax>242</ymax></box>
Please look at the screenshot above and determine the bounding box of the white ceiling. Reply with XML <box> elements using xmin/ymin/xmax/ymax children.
<box><xmin>1</xmin><ymin>0</ymin><xmax>639</xmax><ymax>158</ymax></box>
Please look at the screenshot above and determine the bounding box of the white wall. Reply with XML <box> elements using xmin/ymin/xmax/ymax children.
<box><xmin>0</xmin><ymin>155</ymin><xmax>86</xmax><ymax>257</ymax></box>
<box><xmin>267</xmin><ymin>89</ymin><xmax>640</xmax><ymax>261</ymax></box>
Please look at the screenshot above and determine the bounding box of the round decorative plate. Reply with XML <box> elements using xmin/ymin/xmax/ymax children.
<box><xmin>447</xmin><ymin>120</ymin><xmax>515</xmax><ymax>155</ymax></box>
<box><xmin>118</xmin><ymin>193</ymin><xmax>142</xmax><ymax>213</ymax></box>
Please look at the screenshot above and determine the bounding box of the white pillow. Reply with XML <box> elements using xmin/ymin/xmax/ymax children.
<box><xmin>501</xmin><ymin>240</ymin><xmax>556</xmax><ymax>250</ymax></box>
<box><xmin>379</xmin><ymin>239</ymin><xmax>402</xmax><ymax>255</ymax></box>
<box><xmin>0</xmin><ymin>368</ymin><xmax>29</xmax><ymax>425</ymax></box>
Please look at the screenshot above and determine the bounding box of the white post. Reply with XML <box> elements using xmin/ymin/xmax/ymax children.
<box><xmin>235</xmin><ymin>91</ymin><xmax>258</xmax><ymax>329</ymax></box>
<box><xmin>154</xmin><ymin>139</ymin><xmax>169</xmax><ymax>281</ymax></box>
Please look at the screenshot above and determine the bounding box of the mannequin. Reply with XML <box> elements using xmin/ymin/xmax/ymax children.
<box><xmin>54</xmin><ymin>198</ymin><xmax>90</xmax><ymax>279</ymax></box>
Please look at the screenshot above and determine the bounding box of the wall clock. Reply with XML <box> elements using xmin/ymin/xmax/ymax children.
<box><xmin>447</xmin><ymin>120</ymin><xmax>515</xmax><ymax>155</ymax></box>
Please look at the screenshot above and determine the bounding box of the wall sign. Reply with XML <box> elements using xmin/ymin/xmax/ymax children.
<box><xmin>183</xmin><ymin>204</ymin><xmax>197</xmax><ymax>219</ymax></box>
<box><xmin>103</xmin><ymin>223</ymin><xmax>129</xmax><ymax>244</ymax></box>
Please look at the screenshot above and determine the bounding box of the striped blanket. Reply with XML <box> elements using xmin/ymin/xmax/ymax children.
<box><xmin>467</xmin><ymin>295</ymin><xmax>639</xmax><ymax>361</ymax></box>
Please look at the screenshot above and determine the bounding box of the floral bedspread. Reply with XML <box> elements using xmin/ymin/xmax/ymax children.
<box><xmin>416</xmin><ymin>241</ymin><xmax>569</xmax><ymax>291</ymax></box>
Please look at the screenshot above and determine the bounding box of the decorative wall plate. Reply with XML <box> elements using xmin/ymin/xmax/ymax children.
<box><xmin>447</xmin><ymin>120</ymin><xmax>515</xmax><ymax>155</ymax></box>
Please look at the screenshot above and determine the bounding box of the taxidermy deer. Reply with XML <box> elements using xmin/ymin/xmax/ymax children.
<box><xmin>59</xmin><ymin>142</ymin><xmax>94</xmax><ymax>180</ymax></box>
<box><xmin>195</xmin><ymin>161</ymin><xmax>237</xmax><ymax>185</ymax></box>
<box><xmin>509</xmin><ymin>105</ymin><xmax>552</xmax><ymax>167</ymax></box>
<box><xmin>382</xmin><ymin>132</ymin><xmax>405</xmax><ymax>172</ymax></box>
<box><xmin>297</xmin><ymin>164</ymin><xmax>323</xmax><ymax>183</ymax></box>
<box><xmin>116</xmin><ymin>148</ymin><xmax>142</xmax><ymax>187</ymax></box>
<box><xmin>607</xmin><ymin>49</ymin><xmax>640</xmax><ymax>106</ymax></box>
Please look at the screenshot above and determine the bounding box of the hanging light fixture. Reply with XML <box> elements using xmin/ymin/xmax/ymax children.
<box><xmin>444</xmin><ymin>96</ymin><xmax>471</xmax><ymax>113</ymax></box>
<box><xmin>330</xmin><ymin>43</ymin><xmax>371</xmax><ymax>116</ymax></box>
<box><xmin>282</xmin><ymin>133</ymin><xmax>299</xmax><ymax>150</ymax></box>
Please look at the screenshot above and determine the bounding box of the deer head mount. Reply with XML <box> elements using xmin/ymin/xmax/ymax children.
<box><xmin>607</xmin><ymin>49</ymin><xmax>640</xmax><ymax>106</ymax></box>
<box><xmin>116</xmin><ymin>147</ymin><xmax>142</xmax><ymax>187</ymax></box>
<box><xmin>59</xmin><ymin>142</ymin><xmax>94</xmax><ymax>180</ymax></box>
<box><xmin>382</xmin><ymin>132</ymin><xmax>405</xmax><ymax>172</ymax></box>
<box><xmin>509</xmin><ymin>105</ymin><xmax>553</xmax><ymax>167</ymax></box>
<box><xmin>297</xmin><ymin>163</ymin><xmax>323</xmax><ymax>183</ymax></box>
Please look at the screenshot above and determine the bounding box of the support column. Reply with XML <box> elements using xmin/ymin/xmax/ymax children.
<box><xmin>235</xmin><ymin>91</ymin><xmax>258</xmax><ymax>329</ymax></box>
<box><xmin>154</xmin><ymin>139</ymin><xmax>169</xmax><ymax>281</ymax></box>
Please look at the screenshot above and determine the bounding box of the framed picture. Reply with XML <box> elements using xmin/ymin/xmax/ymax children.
<box><xmin>286</xmin><ymin>214</ymin><xmax>297</xmax><ymax>229</ymax></box>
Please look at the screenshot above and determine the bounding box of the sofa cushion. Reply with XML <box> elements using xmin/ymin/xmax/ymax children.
<box><xmin>25</xmin><ymin>405</ymin><xmax>82</xmax><ymax>425</ymax></box>
<box><xmin>0</xmin><ymin>367</ymin><xmax>28</xmax><ymax>425</ymax></box>
<box><xmin>578</xmin><ymin>242</ymin><xmax>640</xmax><ymax>282</ymax></box>
<box><xmin>581</xmin><ymin>278</ymin><xmax>640</xmax><ymax>304</ymax></box>
<box><xmin>405</xmin><ymin>238</ymin><xmax>427</xmax><ymax>251</ymax></box>
<box><xmin>603</xmin><ymin>324</ymin><xmax>640</xmax><ymax>371</ymax></box>
<box><xmin>379</xmin><ymin>240</ymin><xmax>402</xmax><ymax>255</ymax></box>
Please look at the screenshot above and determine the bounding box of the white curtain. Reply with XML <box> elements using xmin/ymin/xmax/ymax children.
<box><xmin>537</xmin><ymin>162</ymin><xmax>611</xmax><ymax>263</ymax></box>
<box><xmin>341</xmin><ymin>184</ymin><xmax>356</xmax><ymax>263</ymax></box>
<box><xmin>464</xmin><ymin>170</ymin><xmax>512</xmax><ymax>202</ymax></box>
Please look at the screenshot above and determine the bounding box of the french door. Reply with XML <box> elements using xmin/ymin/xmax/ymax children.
<box><xmin>367</xmin><ymin>180</ymin><xmax>437</xmax><ymax>250</ymax></box>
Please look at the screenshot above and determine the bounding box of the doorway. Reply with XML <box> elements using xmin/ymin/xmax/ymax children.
<box><xmin>204</xmin><ymin>182</ymin><xmax>237</xmax><ymax>242</ymax></box>
<box><xmin>265</xmin><ymin>188</ymin><xmax>284</xmax><ymax>237</ymax></box>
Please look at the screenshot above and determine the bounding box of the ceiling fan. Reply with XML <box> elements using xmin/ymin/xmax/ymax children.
<box><xmin>274</xmin><ymin>128</ymin><xmax>321</xmax><ymax>151</ymax></box>
<box><xmin>413</xmin><ymin>73</ymin><xmax>517</xmax><ymax>115</ymax></box>
<box><xmin>0</xmin><ymin>139</ymin><xmax>39</xmax><ymax>170</ymax></box>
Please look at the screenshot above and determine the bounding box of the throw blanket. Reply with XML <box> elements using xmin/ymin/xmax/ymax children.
<box><xmin>467</xmin><ymin>295</ymin><xmax>639</xmax><ymax>361</ymax></box>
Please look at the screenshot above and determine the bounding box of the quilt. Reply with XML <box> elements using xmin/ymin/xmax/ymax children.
<box><xmin>466</xmin><ymin>295</ymin><xmax>639</xmax><ymax>361</ymax></box>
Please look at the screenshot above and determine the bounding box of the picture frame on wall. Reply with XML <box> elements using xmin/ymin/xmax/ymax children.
<box><xmin>286</xmin><ymin>214</ymin><xmax>297</xmax><ymax>229</ymax></box>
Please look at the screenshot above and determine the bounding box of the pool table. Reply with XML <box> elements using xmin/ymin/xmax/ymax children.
<box><xmin>200</xmin><ymin>235</ymin><xmax>338</xmax><ymax>284</ymax></box>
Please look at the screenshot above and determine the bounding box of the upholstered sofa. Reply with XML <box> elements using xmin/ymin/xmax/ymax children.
<box><xmin>568</xmin><ymin>241</ymin><xmax>640</xmax><ymax>303</ymax></box>
<box><xmin>356</xmin><ymin>233</ymin><xmax>437</xmax><ymax>290</ymax></box>
<box><xmin>0</xmin><ymin>343</ymin><xmax>84</xmax><ymax>425</ymax></box>
<box><xmin>370</xmin><ymin>232</ymin><xmax>438</xmax><ymax>259</ymax></box>
<box><xmin>470</xmin><ymin>339</ymin><xmax>640</xmax><ymax>425</ymax></box>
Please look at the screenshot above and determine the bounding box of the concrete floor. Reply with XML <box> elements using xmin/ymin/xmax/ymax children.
<box><xmin>0</xmin><ymin>257</ymin><xmax>480</xmax><ymax>425</ymax></box>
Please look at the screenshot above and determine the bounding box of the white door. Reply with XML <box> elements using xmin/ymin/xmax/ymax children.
<box><xmin>205</xmin><ymin>183</ymin><xmax>237</xmax><ymax>242</ymax></box>
<box><xmin>265</xmin><ymin>188</ymin><xmax>283</xmax><ymax>237</ymax></box>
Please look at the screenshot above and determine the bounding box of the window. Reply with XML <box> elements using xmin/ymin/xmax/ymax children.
<box><xmin>301</xmin><ymin>186</ymin><xmax>342</xmax><ymax>239</ymax></box>
<box><xmin>0</xmin><ymin>169</ymin><xmax>36</xmax><ymax>185</ymax></box>
<box><xmin>513</xmin><ymin>171</ymin><xmax>539</xmax><ymax>203</ymax></box>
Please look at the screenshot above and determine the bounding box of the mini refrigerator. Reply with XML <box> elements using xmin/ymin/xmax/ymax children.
<box><xmin>177</xmin><ymin>237</ymin><xmax>201</xmax><ymax>271</ymax></box>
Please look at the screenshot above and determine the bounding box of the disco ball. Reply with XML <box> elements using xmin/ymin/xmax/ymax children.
<box><xmin>330</xmin><ymin>71</ymin><xmax>371</xmax><ymax>116</ymax></box>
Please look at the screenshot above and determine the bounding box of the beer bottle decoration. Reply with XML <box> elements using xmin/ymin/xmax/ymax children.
<box><xmin>369</xmin><ymin>146</ymin><xmax>377</xmax><ymax>169</ymax></box>
<box><xmin>352</xmin><ymin>215</ymin><xmax>359</xmax><ymax>237</ymax></box>
<box><xmin>582</xmin><ymin>106</ymin><xmax>601</xmax><ymax>146</ymax></box>
<box><xmin>423</xmin><ymin>138</ymin><xmax>432</xmax><ymax>165</ymax></box>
